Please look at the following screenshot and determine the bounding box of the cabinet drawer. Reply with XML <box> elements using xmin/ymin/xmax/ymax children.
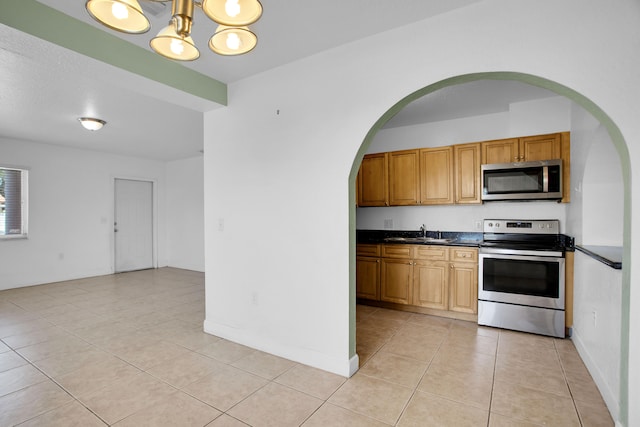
<box><xmin>414</xmin><ymin>245</ymin><xmax>449</xmax><ymax>261</ymax></box>
<box><xmin>357</xmin><ymin>244</ymin><xmax>381</xmax><ymax>257</ymax></box>
<box><xmin>451</xmin><ymin>248</ymin><xmax>478</xmax><ymax>262</ymax></box>
<box><xmin>381</xmin><ymin>244</ymin><xmax>415</xmax><ymax>259</ymax></box>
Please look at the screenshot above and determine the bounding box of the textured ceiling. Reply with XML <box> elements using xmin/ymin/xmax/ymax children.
<box><xmin>36</xmin><ymin>0</ymin><xmax>483</xmax><ymax>83</ymax></box>
<box><xmin>0</xmin><ymin>1</ymin><xmax>556</xmax><ymax>161</ymax></box>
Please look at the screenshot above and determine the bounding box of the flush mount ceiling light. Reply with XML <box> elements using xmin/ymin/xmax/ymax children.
<box><xmin>85</xmin><ymin>0</ymin><xmax>262</xmax><ymax>61</ymax></box>
<box><xmin>78</xmin><ymin>117</ymin><xmax>107</xmax><ymax>131</ymax></box>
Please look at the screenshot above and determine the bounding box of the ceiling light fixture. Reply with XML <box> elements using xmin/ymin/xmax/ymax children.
<box><xmin>85</xmin><ymin>0</ymin><xmax>262</xmax><ymax>61</ymax></box>
<box><xmin>78</xmin><ymin>117</ymin><xmax>107</xmax><ymax>131</ymax></box>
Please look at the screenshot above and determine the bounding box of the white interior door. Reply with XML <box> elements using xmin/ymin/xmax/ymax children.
<box><xmin>114</xmin><ymin>179</ymin><xmax>153</xmax><ymax>273</ymax></box>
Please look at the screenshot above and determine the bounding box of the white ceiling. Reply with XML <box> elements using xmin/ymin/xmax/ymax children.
<box><xmin>0</xmin><ymin>1</ymin><xmax>557</xmax><ymax>161</ymax></box>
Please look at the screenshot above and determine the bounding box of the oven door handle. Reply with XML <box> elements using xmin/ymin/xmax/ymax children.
<box><xmin>479</xmin><ymin>248</ymin><xmax>564</xmax><ymax>258</ymax></box>
<box><xmin>479</xmin><ymin>252</ymin><xmax>565</xmax><ymax>263</ymax></box>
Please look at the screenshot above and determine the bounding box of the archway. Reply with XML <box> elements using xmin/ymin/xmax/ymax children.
<box><xmin>348</xmin><ymin>71</ymin><xmax>631</xmax><ymax>424</ymax></box>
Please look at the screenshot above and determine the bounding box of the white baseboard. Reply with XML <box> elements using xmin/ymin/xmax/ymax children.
<box><xmin>571</xmin><ymin>331</ymin><xmax>620</xmax><ymax>423</ymax></box>
<box><xmin>203</xmin><ymin>319</ymin><xmax>357</xmax><ymax>378</ymax></box>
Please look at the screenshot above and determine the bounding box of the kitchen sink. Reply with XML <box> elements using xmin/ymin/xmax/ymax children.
<box><xmin>383</xmin><ymin>237</ymin><xmax>454</xmax><ymax>244</ymax></box>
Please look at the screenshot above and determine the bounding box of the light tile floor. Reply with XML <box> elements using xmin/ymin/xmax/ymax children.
<box><xmin>0</xmin><ymin>268</ymin><xmax>613</xmax><ymax>426</ymax></box>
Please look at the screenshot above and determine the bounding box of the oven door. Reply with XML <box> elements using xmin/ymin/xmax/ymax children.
<box><xmin>479</xmin><ymin>249</ymin><xmax>565</xmax><ymax>310</ymax></box>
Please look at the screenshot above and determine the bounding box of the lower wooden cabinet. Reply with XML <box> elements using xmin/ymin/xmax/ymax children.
<box><xmin>449</xmin><ymin>261</ymin><xmax>478</xmax><ymax>313</ymax></box>
<box><xmin>357</xmin><ymin>244</ymin><xmax>478</xmax><ymax>316</ymax></box>
<box><xmin>381</xmin><ymin>258</ymin><xmax>413</xmax><ymax>304</ymax></box>
<box><xmin>449</xmin><ymin>248</ymin><xmax>478</xmax><ymax>314</ymax></box>
<box><xmin>356</xmin><ymin>244</ymin><xmax>381</xmax><ymax>300</ymax></box>
<box><xmin>356</xmin><ymin>256</ymin><xmax>380</xmax><ymax>300</ymax></box>
<box><xmin>413</xmin><ymin>260</ymin><xmax>449</xmax><ymax>310</ymax></box>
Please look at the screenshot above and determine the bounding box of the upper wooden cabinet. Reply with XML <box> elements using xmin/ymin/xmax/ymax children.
<box><xmin>481</xmin><ymin>138</ymin><xmax>519</xmax><ymax>164</ymax></box>
<box><xmin>454</xmin><ymin>143</ymin><xmax>481</xmax><ymax>204</ymax></box>
<box><xmin>358</xmin><ymin>153</ymin><xmax>388</xmax><ymax>207</ymax></box>
<box><xmin>520</xmin><ymin>133</ymin><xmax>562</xmax><ymax>161</ymax></box>
<box><xmin>388</xmin><ymin>149</ymin><xmax>420</xmax><ymax>206</ymax></box>
<box><xmin>420</xmin><ymin>147</ymin><xmax>454</xmax><ymax>205</ymax></box>
<box><xmin>357</xmin><ymin>131</ymin><xmax>570</xmax><ymax>206</ymax></box>
<box><xmin>481</xmin><ymin>133</ymin><xmax>561</xmax><ymax>164</ymax></box>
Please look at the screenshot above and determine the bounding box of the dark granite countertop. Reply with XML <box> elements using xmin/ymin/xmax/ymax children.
<box><xmin>357</xmin><ymin>230</ymin><xmax>483</xmax><ymax>248</ymax></box>
<box><xmin>357</xmin><ymin>230</ymin><xmax>575</xmax><ymax>251</ymax></box>
<box><xmin>576</xmin><ymin>245</ymin><xmax>623</xmax><ymax>270</ymax></box>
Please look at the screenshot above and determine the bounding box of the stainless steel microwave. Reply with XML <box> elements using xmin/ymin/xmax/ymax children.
<box><xmin>481</xmin><ymin>159</ymin><xmax>563</xmax><ymax>201</ymax></box>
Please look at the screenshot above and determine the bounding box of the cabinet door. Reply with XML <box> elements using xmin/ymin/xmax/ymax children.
<box><xmin>419</xmin><ymin>147</ymin><xmax>454</xmax><ymax>205</ymax></box>
<box><xmin>358</xmin><ymin>153</ymin><xmax>388</xmax><ymax>206</ymax></box>
<box><xmin>381</xmin><ymin>258</ymin><xmax>412</xmax><ymax>304</ymax></box>
<box><xmin>454</xmin><ymin>143</ymin><xmax>481</xmax><ymax>204</ymax></box>
<box><xmin>388</xmin><ymin>150</ymin><xmax>420</xmax><ymax>205</ymax></box>
<box><xmin>356</xmin><ymin>257</ymin><xmax>380</xmax><ymax>300</ymax></box>
<box><xmin>520</xmin><ymin>133</ymin><xmax>561</xmax><ymax>161</ymax></box>
<box><xmin>413</xmin><ymin>260</ymin><xmax>448</xmax><ymax>310</ymax></box>
<box><xmin>449</xmin><ymin>262</ymin><xmax>478</xmax><ymax>314</ymax></box>
<box><xmin>481</xmin><ymin>138</ymin><xmax>519</xmax><ymax>164</ymax></box>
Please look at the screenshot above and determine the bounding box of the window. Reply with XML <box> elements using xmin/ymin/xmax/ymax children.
<box><xmin>0</xmin><ymin>167</ymin><xmax>28</xmax><ymax>238</ymax></box>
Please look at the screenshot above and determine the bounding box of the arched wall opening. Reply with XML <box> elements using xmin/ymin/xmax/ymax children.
<box><xmin>348</xmin><ymin>71</ymin><xmax>631</xmax><ymax>423</ymax></box>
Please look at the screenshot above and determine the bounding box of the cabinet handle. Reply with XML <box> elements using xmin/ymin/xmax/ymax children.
<box><xmin>514</xmin><ymin>156</ymin><xmax>518</xmax><ymax>161</ymax></box>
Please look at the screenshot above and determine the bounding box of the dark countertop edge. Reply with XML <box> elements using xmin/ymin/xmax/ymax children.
<box><xmin>357</xmin><ymin>230</ymin><xmax>575</xmax><ymax>251</ymax></box>
<box><xmin>575</xmin><ymin>245</ymin><xmax>623</xmax><ymax>270</ymax></box>
<box><xmin>356</xmin><ymin>230</ymin><xmax>483</xmax><ymax>248</ymax></box>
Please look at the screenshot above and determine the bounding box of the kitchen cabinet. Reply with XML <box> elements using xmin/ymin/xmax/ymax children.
<box><xmin>419</xmin><ymin>147</ymin><xmax>454</xmax><ymax>205</ymax></box>
<box><xmin>358</xmin><ymin>153</ymin><xmax>388</xmax><ymax>207</ymax></box>
<box><xmin>481</xmin><ymin>138</ymin><xmax>519</xmax><ymax>164</ymax></box>
<box><xmin>412</xmin><ymin>245</ymin><xmax>450</xmax><ymax>310</ymax></box>
<box><xmin>449</xmin><ymin>248</ymin><xmax>479</xmax><ymax>314</ymax></box>
<box><xmin>356</xmin><ymin>131</ymin><xmax>570</xmax><ymax>207</ymax></box>
<box><xmin>520</xmin><ymin>133</ymin><xmax>562</xmax><ymax>161</ymax></box>
<box><xmin>481</xmin><ymin>133</ymin><xmax>561</xmax><ymax>164</ymax></box>
<box><xmin>454</xmin><ymin>143</ymin><xmax>481</xmax><ymax>204</ymax></box>
<box><xmin>357</xmin><ymin>244</ymin><xmax>479</xmax><ymax>318</ymax></box>
<box><xmin>381</xmin><ymin>258</ymin><xmax>413</xmax><ymax>304</ymax></box>
<box><xmin>380</xmin><ymin>244</ymin><xmax>414</xmax><ymax>304</ymax></box>
<box><xmin>356</xmin><ymin>244</ymin><xmax>381</xmax><ymax>300</ymax></box>
<box><xmin>388</xmin><ymin>149</ymin><xmax>420</xmax><ymax>206</ymax></box>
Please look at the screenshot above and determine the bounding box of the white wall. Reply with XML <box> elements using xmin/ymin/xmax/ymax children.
<box><xmin>166</xmin><ymin>156</ymin><xmax>204</xmax><ymax>272</ymax></box>
<box><xmin>573</xmin><ymin>250</ymin><xmax>622</xmax><ymax>420</ymax></box>
<box><xmin>0</xmin><ymin>137</ymin><xmax>168</xmax><ymax>290</ymax></box>
<box><xmin>202</xmin><ymin>1</ymin><xmax>640</xmax><ymax>424</ymax></box>
<box><xmin>563</xmin><ymin>96</ymin><xmax>624</xmax><ymax>423</ymax></box>
<box><xmin>582</xmin><ymin>128</ymin><xmax>624</xmax><ymax>246</ymax></box>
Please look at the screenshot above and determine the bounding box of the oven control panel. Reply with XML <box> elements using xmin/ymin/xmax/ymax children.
<box><xmin>483</xmin><ymin>219</ymin><xmax>559</xmax><ymax>234</ymax></box>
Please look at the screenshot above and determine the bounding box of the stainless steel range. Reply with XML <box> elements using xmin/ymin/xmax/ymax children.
<box><xmin>478</xmin><ymin>219</ymin><xmax>565</xmax><ymax>338</ymax></box>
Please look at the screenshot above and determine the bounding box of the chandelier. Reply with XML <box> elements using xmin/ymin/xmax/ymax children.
<box><xmin>85</xmin><ymin>0</ymin><xmax>262</xmax><ymax>61</ymax></box>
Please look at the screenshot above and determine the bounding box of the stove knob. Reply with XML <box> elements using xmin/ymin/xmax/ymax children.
<box><xmin>488</xmin><ymin>222</ymin><xmax>493</xmax><ymax>227</ymax></box>
<box><xmin>495</xmin><ymin>222</ymin><xmax>500</xmax><ymax>227</ymax></box>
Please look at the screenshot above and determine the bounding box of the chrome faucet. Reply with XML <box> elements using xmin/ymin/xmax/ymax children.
<box><xmin>420</xmin><ymin>224</ymin><xmax>428</xmax><ymax>238</ymax></box>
